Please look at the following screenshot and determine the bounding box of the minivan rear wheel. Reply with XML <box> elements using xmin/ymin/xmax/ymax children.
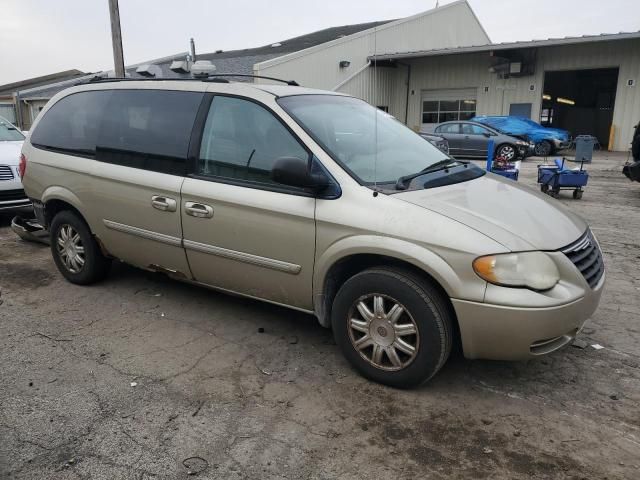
<box><xmin>331</xmin><ymin>267</ymin><xmax>453</xmax><ymax>388</ymax></box>
<box><xmin>50</xmin><ymin>210</ymin><xmax>111</xmax><ymax>285</ymax></box>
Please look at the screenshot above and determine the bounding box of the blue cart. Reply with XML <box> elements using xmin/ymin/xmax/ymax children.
<box><xmin>538</xmin><ymin>158</ymin><xmax>589</xmax><ymax>199</ymax></box>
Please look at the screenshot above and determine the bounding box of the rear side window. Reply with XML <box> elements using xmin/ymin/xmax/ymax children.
<box><xmin>435</xmin><ymin>124</ymin><xmax>460</xmax><ymax>134</ymax></box>
<box><xmin>31</xmin><ymin>89</ymin><xmax>204</xmax><ymax>175</ymax></box>
<box><xmin>198</xmin><ymin>96</ymin><xmax>308</xmax><ymax>185</ymax></box>
<box><xmin>31</xmin><ymin>90</ymin><xmax>111</xmax><ymax>154</ymax></box>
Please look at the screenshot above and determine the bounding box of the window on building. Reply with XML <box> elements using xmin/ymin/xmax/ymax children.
<box><xmin>540</xmin><ymin>108</ymin><xmax>554</xmax><ymax>125</ymax></box>
<box><xmin>198</xmin><ymin>96</ymin><xmax>308</xmax><ymax>186</ymax></box>
<box><xmin>422</xmin><ymin>99</ymin><xmax>476</xmax><ymax>124</ymax></box>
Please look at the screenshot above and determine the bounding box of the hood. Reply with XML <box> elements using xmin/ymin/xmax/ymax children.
<box><xmin>538</xmin><ymin>127</ymin><xmax>569</xmax><ymax>139</ymax></box>
<box><xmin>0</xmin><ymin>141</ymin><xmax>23</xmax><ymax>166</ymax></box>
<box><xmin>396</xmin><ymin>174</ymin><xmax>587</xmax><ymax>251</ymax></box>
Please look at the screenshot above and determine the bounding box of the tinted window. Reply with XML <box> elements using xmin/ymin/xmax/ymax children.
<box><xmin>31</xmin><ymin>89</ymin><xmax>203</xmax><ymax>175</ymax></box>
<box><xmin>97</xmin><ymin>90</ymin><xmax>203</xmax><ymax>175</ymax></box>
<box><xmin>31</xmin><ymin>90</ymin><xmax>111</xmax><ymax>154</ymax></box>
<box><xmin>198</xmin><ymin>96</ymin><xmax>308</xmax><ymax>185</ymax></box>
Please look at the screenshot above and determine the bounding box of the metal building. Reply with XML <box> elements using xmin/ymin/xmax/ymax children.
<box><xmin>255</xmin><ymin>0</ymin><xmax>640</xmax><ymax>152</ymax></box>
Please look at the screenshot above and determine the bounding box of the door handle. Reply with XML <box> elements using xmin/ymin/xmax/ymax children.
<box><xmin>151</xmin><ymin>195</ymin><xmax>177</xmax><ymax>212</ymax></box>
<box><xmin>185</xmin><ymin>202</ymin><xmax>214</xmax><ymax>219</ymax></box>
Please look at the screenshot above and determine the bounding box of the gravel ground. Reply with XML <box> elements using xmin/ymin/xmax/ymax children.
<box><xmin>1</xmin><ymin>152</ymin><xmax>639</xmax><ymax>479</ymax></box>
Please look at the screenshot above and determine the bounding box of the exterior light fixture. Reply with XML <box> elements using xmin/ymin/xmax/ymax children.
<box><xmin>543</xmin><ymin>94</ymin><xmax>552</xmax><ymax>100</ymax></box>
<box><xmin>557</xmin><ymin>97</ymin><xmax>575</xmax><ymax>105</ymax></box>
<box><xmin>339</xmin><ymin>60</ymin><xmax>351</xmax><ymax>68</ymax></box>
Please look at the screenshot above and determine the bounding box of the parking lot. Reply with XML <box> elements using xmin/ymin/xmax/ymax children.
<box><xmin>1</xmin><ymin>152</ymin><xmax>639</xmax><ymax>479</ymax></box>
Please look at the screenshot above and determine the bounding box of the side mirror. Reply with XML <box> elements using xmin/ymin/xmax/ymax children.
<box><xmin>483</xmin><ymin>132</ymin><xmax>492</xmax><ymax>138</ymax></box>
<box><xmin>271</xmin><ymin>157</ymin><xmax>329</xmax><ymax>191</ymax></box>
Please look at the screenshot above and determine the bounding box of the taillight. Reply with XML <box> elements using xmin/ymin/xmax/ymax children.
<box><xmin>18</xmin><ymin>153</ymin><xmax>27</xmax><ymax>178</ymax></box>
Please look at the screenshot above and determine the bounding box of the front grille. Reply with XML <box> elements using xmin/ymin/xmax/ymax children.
<box><xmin>561</xmin><ymin>230</ymin><xmax>604</xmax><ymax>288</ymax></box>
<box><xmin>0</xmin><ymin>165</ymin><xmax>14</xmax><ymax>181</ymax></box>
<box><xmin>0</xmin><ymin>188</ymin><xmax>27</xmax><ymax>202</ymax></box>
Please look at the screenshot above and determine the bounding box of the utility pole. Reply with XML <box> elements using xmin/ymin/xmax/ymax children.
<box><xmin>108</xmin><ymin>0</ymin><xmax>125</xmax><ymax>77</ymax></box>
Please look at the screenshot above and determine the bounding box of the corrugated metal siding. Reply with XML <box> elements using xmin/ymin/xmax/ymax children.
<box><xmin>255</xmin><ymin>1</ymin><xmax>489</xmax><ymax>96</ymax></box>
<box><xmin>404</xmin><ymin>39</ymin><xmax>640</xmax><ymax>150</ymax></box>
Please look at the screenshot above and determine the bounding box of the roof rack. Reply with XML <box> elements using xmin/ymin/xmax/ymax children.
<box><xmin>202</xmin><ymin>74</ymin><xmax>299</xmax><ymax>86</ymax></box>
<box><xmin>79</xmin><ymin>74</ymin><xmax>300</xmax><ymax>87</ymax></box>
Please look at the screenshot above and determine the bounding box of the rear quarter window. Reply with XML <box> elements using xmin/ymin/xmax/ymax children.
<box><xmin>31</xmin><ymin>89</ymin><xmax>204</xmax><ymax>175</ymax></box>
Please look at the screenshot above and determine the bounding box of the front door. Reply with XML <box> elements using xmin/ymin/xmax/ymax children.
<box><xmin>460</xmin><ymin>123</ymin><xmax>491</xmax><ymax>157</ymax></box>
<box><xmin>181</xmin><ymin>95</ymin><xmax>316</xmax><ymax>310</ymax></box>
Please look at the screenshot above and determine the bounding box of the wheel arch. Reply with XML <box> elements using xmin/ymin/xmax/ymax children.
<box><xmin>41</xmin><ymin>187</ymin><xmax>87</xmax><ymax>228</ymax></box>
<box><xmin>313</xmin><ymin>237</ymin><xmax>462</xmax><ymax>328</ymax></box>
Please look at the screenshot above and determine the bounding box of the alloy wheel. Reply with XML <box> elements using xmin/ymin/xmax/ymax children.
<box><xmin>347</xmin><ymin>294</ymin><xmax>420</xmax><ymax>371</ymax></box>
<box><xmin>56</xmin><ymin>224</ymin><xmax>85</xmax><ymax>274</ymax></box>
<box><xmin>498</xmin><ymin>145</ymin><xmax>516</xmax><ymax>161</ymax></box>
<box><xmin>535</xmin><ymin>141</ymin><xmax>551</xmax><ymax>156</ymax></box>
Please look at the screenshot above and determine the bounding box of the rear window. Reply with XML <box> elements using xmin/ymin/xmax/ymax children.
<box><xmin>31</xmin><ymin>89</ymin><xmax>204</xmax><ymax>175</ymax></box>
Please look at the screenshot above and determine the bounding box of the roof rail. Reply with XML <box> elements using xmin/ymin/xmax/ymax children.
<box><xmin>202</xmin><ymin>74</ymin><xmax>300</xmax><ymax>86</ymax></box>
<box><xmin>77</xmin><ymin>74</ymin><xmax>300</xmax><ymax>86</ymax></box>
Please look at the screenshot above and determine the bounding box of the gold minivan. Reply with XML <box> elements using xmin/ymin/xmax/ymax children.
<box><xmin>21</xmin><ymin>80</ymin><xmax>604</xmax><ymax>388</ymax></box>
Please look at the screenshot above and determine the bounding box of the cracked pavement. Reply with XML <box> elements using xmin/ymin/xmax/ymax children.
<box><xmin>1</xmin><ymin>152</ymin><xmax>639</xmax><ymax>479</ymax></box>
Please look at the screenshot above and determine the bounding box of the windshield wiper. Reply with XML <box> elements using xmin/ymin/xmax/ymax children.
<box><xmin>395</xmin><ymin>159</ymin><xmax>468</xmax><ymax>190</ymax></box>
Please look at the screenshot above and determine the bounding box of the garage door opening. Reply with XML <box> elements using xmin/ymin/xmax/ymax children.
<box><xmin>541</xmin><ymin>68</ymin><xmax>618</xmax><ymax>147</ymax></box>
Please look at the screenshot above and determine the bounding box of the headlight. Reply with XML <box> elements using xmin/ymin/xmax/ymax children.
<box><xmin>473</xmin><ymin>252</ymin><xmax>560</xmax><ymax>291</ymax></box>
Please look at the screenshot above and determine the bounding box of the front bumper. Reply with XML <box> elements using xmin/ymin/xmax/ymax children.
<box><xmin>0</xmin><ymin>187</ymin><xmax>32</xmax><ymax>212</ymax></box>
<box><xmin>0</xmin><ymin>199</ymin><xmax>32</xmax><ymax>212</ymax></box>
<box><xmin>552</xmin><ymin>139</ymin><xmax>571</xmax><ymax>151</ymax></box>
<box><xmin>453</xmin><ymin>270</ymin><xmax>605</xmax><ymax>361</ymax></box>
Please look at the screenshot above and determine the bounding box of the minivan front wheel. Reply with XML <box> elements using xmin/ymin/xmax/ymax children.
<box><xmin>50</xmin><ymin>210</ymin><xmax>111</xmax><ymax>285</ymax></box>
<box><xmin>332</xmin><ymin>267</ymin><xmax>453</xmax><ymax>388</ymax></box>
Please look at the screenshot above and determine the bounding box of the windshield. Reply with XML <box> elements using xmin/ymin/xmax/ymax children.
<box><xmin>0</xmin><ymin>118</ymin><xmax>25</xmax><ymax>141</ymax></box>
<box><xmin>278</xmin><ymin>95</ymin><xmax>449</xmax><ymax>184</ymax></box>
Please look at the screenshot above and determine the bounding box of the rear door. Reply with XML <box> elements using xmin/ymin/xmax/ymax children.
<box><xmin>88</xmin><ymin>89</ymin><xmax>205</xmax><ymax>276</ymax></box>
<box><xmin>180</xmin><ymin>94</ymin><xmax>316</xmax><ymax>310</ymax></box>
<box><xmin>435</xmin><ymin>123</ymin><xmax>463</xmax><ymax>156</ymax></box>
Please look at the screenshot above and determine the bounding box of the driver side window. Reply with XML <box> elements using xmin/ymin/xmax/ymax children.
<box><xmin>198</xmin><ymin>96</ymin><xmax>308</xmax><ymax>185</ymax></box>
<box><xmin>461</xmin><ymin>124</ymin><xmax>488</xmax><ymax>135</ymax></box>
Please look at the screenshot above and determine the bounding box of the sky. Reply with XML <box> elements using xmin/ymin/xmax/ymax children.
<box><xmin>1</xmin><ymin>0</ymin><xmax>639</xmax><ymax>85</ymax></box>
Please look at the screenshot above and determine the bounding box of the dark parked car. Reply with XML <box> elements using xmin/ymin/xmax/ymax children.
<box><xmin>473</xmin><ymin>116</ymin><xmax>571</xmax><ymax>156</ymax></box>
<box><xmin>432</xmin><ymin>121</ymin><xmax>533</xmax><ymax>160</ymax></box>
<box><xmin>418</xmin><ymin>131</ymin><xmax>449</xmax><ymax>154</ymax></box>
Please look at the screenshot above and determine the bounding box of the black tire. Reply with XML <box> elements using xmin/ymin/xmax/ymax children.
<box><xmin>50</xmin><ymin>210</ymin><xmax>111</xmax><ymax>285</ymax></box>
<box><xmin>495</xmin><ymin>144</ymin><xmax>517</xmax><ymax>161</ymax></box>
<box><xmin>331</xmin><ymin>267</ymin><xmax>453</xmax><ymax>388</ymax></box>
<box><xmin>573</xmin><ymin>189</ymin><xmax>583</xmax><ymax>200</ymax></box>
<box><xmin>551</xmin><ymin>187</ymin><xmax>561</xmax><ymax>198</ymax></box>
<box><xmin>534</xmin><ymin>140</ymin><xmax>553</xmax><ymax>157</ymax></box>
<box><xmin>541</xmin><ymin>184</ymin><xmax>549</xmax><ymax>194</ymax></box>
